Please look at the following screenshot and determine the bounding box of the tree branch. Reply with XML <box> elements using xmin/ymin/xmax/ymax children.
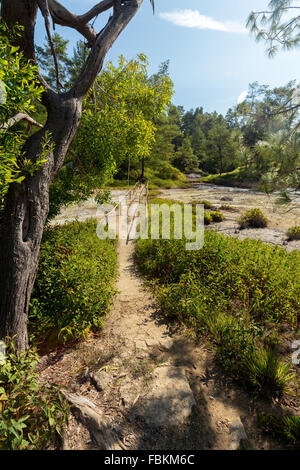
<box><xmin>38</xmin><ymin>0</ymin><xmax>64</xmax><ymax>89</ymax></box>
<box><xmin>47</xmin><ymin>0</ymin><xmax>114</xmax><ymax>47</ymax></box>
<box><xmin>1</xmin><ymin>113</ymin><xmax>44</xmax><ymax>131</ymax></box>
<box><xmin>70</xmin><ymin>1</ymin><xmax>143</xmax><ymax>99</ymax></box>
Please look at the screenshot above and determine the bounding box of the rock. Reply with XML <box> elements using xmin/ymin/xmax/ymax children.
<box><xmin>135</xmin><ymin>339</ymin><xmax>148</xmax><ymax>351</ymax></box>
<box><xmin>132</xmin><ymin>366</ymin><xmax>196</xmax><ymax>427</ymax></box>
<box><xmin>145</xmin><ymin>338</ymin><xmax>158</xmax><ymax>347</ymax></box>
<box><xmin>221</xmin><ymin>196</ymin><xmax>233</xmax><ymax>201</ymax></box>
<box><xmin>229</xmin><ymin>417</ymin><xmax>248</xmax><ymax>450</ymax></box>
<box><xmin>159</xmin><ymin>337</ymin><xmax>173</xmax><ymax>350</ymax></box>
<box><xmin>90</xmin><ymin>370</ymin><xmax>111</xmax><ymax>392</ymax></box>
<box><xmin>119</xmin><ymin>382</ymin><xmax>139</xmax><ymax>407</ymax></box>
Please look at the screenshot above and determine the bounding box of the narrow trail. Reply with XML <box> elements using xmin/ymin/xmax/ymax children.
<box><xmin>40</xmin><ymin>190</ymin><xmax>280</xmax><ymax>450</ymax></box>
<box><xmin>94</xmin><ymin>235</ymin><xmax>253</xmax><ymax>450</ymax></box>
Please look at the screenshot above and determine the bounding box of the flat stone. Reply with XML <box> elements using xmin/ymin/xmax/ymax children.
<box><xmin>229</xmin><ymin>417</ymin><xmax>248</xmax><ymax>450</ymax></box>
<box><xmin>132</xmin><ymin>366</ymin><xmax>196</xmax><ymax>427</ymax></box>
<box><xmin>89</xmin><ymin>370</ymin><xmax>111</xmax><ymax>392</ymax></box>
<box><xmin>159</xmin><ymin>338</ymin><xmax>173</xmax><ymax>350</ymax></box>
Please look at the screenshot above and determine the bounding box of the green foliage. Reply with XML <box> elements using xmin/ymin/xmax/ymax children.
<box><xmin>0</xmin><ymin>340</ymin><xmax>69</xmax><ymax>450</ymax></box>
<box><xmin>204</xmin><ymin>211</ymin><xmax>212</xmax><ymax>225</ymax></box>
<box><xmin>136</xmin><ymin>227</ymin><xmax>300</xmax><ymax>395</ymax></box>
<box><xmin>172</xmin><ymin>136</ymin><xmax>198</xmax><ymax>173</ymax></box>
<box><xmin>228</xmin><ymin>81</ymin><xmax>300</xmax><ymax>192</ymax></box>
<box><xmin>29</xmin><ymin>220</ymin><xmax>118</xmax><ymax>348</ymax></box>
<box><xmin>238</xmin><ymin>208</ymin><xmax>269</xmax><ymax>229</ymax></box>
<box><xmin>145</xmin><ymin>162</ymin><xmax>187</xmax><ymax>189</ymax></box>
<box><xmin>259</xmin><ymin>413</ymin><xmax>300</xmax><ymax>445</ymax></box>
<box><xmin>209</xmin><ymin>211</ymin><xmax>225</xmax><ymax>222</ymax></box>
<box><xmin>247</xmin><ymin>1</ymin><xmax>300</xmax><ymax>56</ymax></box>
<box><xmin>244</xmin><ymin>347</ymin><xmax>295</xmax><ymax>395</ymax></box>
<box><xmin>48</xmin><ymin>54</ymin><xmax>174</xmax><ymax>217</ymax></box>
<box><xmin>181</xmin><ymin>107</ymin><xmax>240</xmax><ymax>174</ymax></box>
<box><xmin>200</xmin><ymin>167</ymin><xmax>250</xmax><ymax>185</ymax></box>
<box><xmin>36</xmin><ymin>33</ymin><xmax>72</xmax><ymax>90</ymax></box>
<box><xmin>287</xmin><ymin>225</ymin><xmax>300</xmax><ymax>241</ymax></box>
<box><xmin>137</xmin><ymin>228</ymin><xmax>300</xmax><ymax>325</ymax></box>
<box><xmin>0</xmin><ymin>23</ymin><xmax>46</xmax><ymax>205</ymax></box>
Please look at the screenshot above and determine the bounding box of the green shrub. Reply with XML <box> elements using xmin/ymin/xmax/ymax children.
<box><xmin>137</xmin><ymin>231</ymin><xmax>299</xmax><ymax>325</ymax></box>
<box><xmin>0</xmin><ymin>341</ymin><xmax>69</xmax><ymax>450</ymax></box>
<box><xmin>195</xmin><ymin>199</ymin><xmax>214</xmax><ymax>210</ymax></box>
<box><xmin>29</xmin><ymin>219</ymin><xmax>118</xmax><ymax>348</ymax></box>
<box><xmin>210</xmin><ymin>211</ymin><xmax>225</xmax><ymax>222</ymax></box>
<box><xmin>259</xmin><ymin>413</ymin><xmax>300</xmax><ymax>445</ymax></box>
<box><xmin>204</xmin><ymin>211</ymin><xmax>212</xmax><ymax>225</ymax></box>
<box><xmin>287</xmin><ymin>225</ymin><xmax>300</xmax><ymax>241</ymax></box>
<box><xmin>136</xmin><ymin>229</ymin><xmax>300</xmax><ymax>396</ymax></box>
<box><xmin>238</xmin><ymin>208</ymin><xmax>268</xmax><ymax>229</ymax></box>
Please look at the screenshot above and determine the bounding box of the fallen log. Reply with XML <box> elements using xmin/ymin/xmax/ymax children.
<box><xmin>62</xmin><ymin>391</ymin><xmax>123</xmax><ymax>450</ymax></box>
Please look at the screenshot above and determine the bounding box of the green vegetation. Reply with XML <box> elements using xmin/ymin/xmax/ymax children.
<box><xmin>0</xmin><ymin>23</ymin><xmax>50</xmax><ymax>211</ymax></box>
<box><xmin>259</xmin><ymin>413</ymin><xmax>300</xmax><ymax>447</ymax></box>
<box><xmin>238</xmin><ymin>208</ymin><xmax>269</xmax><ymax>229</ymax></box>
<box><xmin>46</xmin><ymin>53</ymin><xmax>174</xmax><ymax>220</ymax></box>
<box><xmin>200</xmin><ymin>168</ymin><xmax>251</xmax><ymax>186</ymax></box>
<box><xmin>136</xmin><ymin>228</ymin><xmax>299</xmax><ymax>396</ymax></box>
<box><xmin>287</xmin><ymin>225</ymin><xmax>300</xmax><ymax>241</ymax></box>
<box><xmin>29</xmin><ymin>220</ymin><xmax>117</xmax><ymax>348</ymax></box>
<box><xmin>209</xmin><ymin>211</ymin><xmax>225</xmax><ymax>222</ymax></box>
<box><xmin>0</xmin><ymin>341</ymin><xmax>69</xmax><ymax>450</ymax></box>
<box><xmin>145</xmin><ymin>163</ymin><xmax>188</xmax><ymax>189</ymax></box>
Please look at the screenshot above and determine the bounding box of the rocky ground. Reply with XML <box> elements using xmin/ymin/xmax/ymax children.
<box><xmin>159</xmin><ymin>185</ymin><xmax>300</xmax><ymax>252</ymax></box>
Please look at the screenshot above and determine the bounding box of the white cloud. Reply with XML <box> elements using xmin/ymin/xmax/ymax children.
<box><xmin>237</xmin><ymin>90</ymin><xmax>248</xmax><ymax>104</ymax></box>
<box><xmin>159</xmin><ymin>9</ymin><xmax>247</xmax><ymax>34</ymax></box>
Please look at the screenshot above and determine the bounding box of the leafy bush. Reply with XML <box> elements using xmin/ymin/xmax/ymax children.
<box><xmin>210</xmin><ymin>211</ymin><xmax>225</xmax><ymax>222</ymax></box>
<box><xmin>287</xmin><ymin>225</ymin><xmax>300</xmax><ymax>241</ymax></box>
<box><xmin>238</xmin><ymin>208</ymin><xmax>268</xmax><ymax>229</ymax></box>
<box><xmin>29</xmin><ymin>219</ymin><xmax>117</xmax><ymax>348</ymax></box>
<box><xmin>204</xmin><ymin>211</ymin><xmax>212</xmax><ymax>225</ymax></box>
<box><xmin>136</xmin><ymin>230</ymin><xmax>300</xmax><ymax>396</ymax></box>
<box><xmin>0</xmin><ymin>341</ymin><xmax>69</xmax><ymax>450</ymax></box>
<box><xmin>137</xmin><ymin>231</ymin><xmax>299</xmax><ymax>325</ymax></box>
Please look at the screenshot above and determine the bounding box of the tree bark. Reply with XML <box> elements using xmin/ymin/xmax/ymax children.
<box><xmin>0</xmin><ymin>95</ymin><xmax>82</xmax><ymax>350</ymax></box>
<box><xmin>0</xmin><ymin>0</ymin><xmax>143</xmax><ymax>350</ymax></box>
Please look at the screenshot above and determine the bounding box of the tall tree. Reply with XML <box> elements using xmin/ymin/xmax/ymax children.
<box><xmin>36</xmin><ymin>33</ymin><xmax>71</xmax><ymax>89</ymax></box>
<box><xmin>0</xmin><ymin>0</ymin><xmax>150</xmax><ymax>350</ymax></box>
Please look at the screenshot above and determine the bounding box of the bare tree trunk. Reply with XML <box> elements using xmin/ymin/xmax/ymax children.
<box><xmin>0</xmin><ymin>0</ymin><xmax>143</xmax><ymax>350</ymax></box>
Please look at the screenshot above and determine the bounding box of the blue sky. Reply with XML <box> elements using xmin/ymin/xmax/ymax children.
<box><xmin>35</xmin><ymin>0</ymin><xmax>300</xmax><ymax>115</ymax></box>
